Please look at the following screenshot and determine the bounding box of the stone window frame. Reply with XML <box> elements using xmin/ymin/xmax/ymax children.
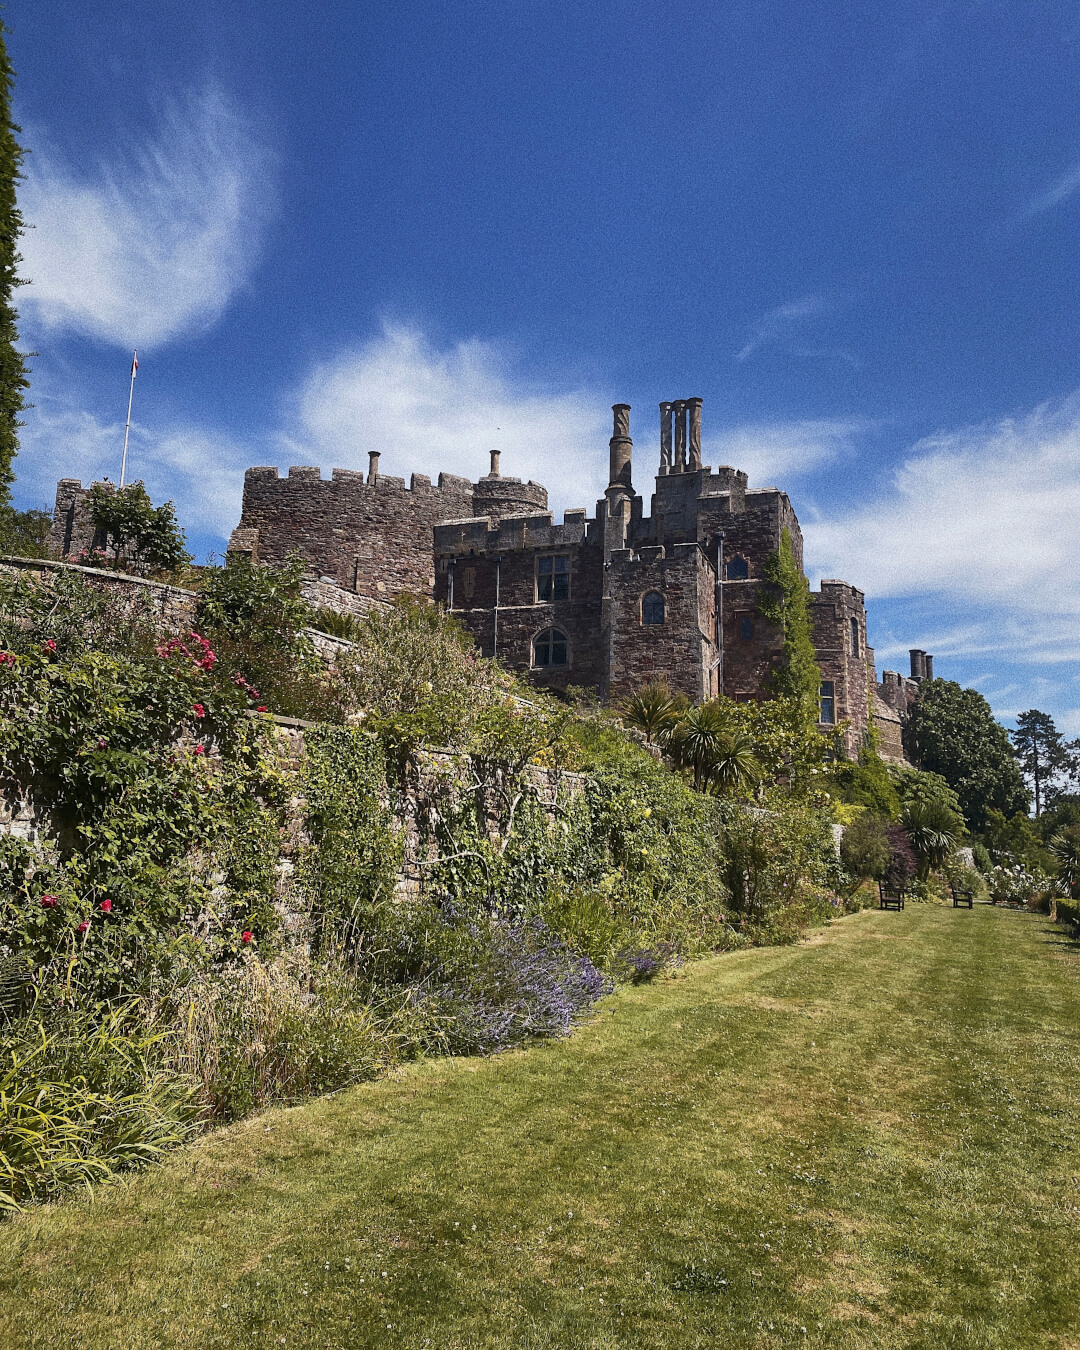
<box><xmin>735</xmin><ymin>610</ymin><xmax>754</xmax><ymax>641</ymax></box>
<box><xmin>819</xmin><ymin>680</ymin><xmax>836</xmax><ymax>725</ymax></box>
<box><xmin>535</xmin><ymin>553</ymin><xmax>571</xmax><ymax>603</ymax></box>
<box><xmin>849</xmin><ymin>615</ymin><xmax>860</xmax><ymax>657</ymax></box>
<box><xmin>532</xmin><ymin>626</ymin><xmax>570</xmax><ymax>669</ymax></box>
<box><xmin>726</xmin><ymin>556</ymin><xmax>750</xmax><ymax>581</ymax></box>
<box><xmin>640</xmin><ymin>590</ymin><xmax>665</xmax><ymax>626</ymax></box>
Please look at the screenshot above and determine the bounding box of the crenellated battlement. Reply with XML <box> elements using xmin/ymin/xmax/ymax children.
<box><xmin>231</xmin><ymin>461</ymin><xmax>475</xmax><ymax>602</ymax></box>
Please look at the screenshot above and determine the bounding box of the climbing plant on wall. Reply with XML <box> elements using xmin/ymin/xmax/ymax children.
<box><xmin>759</xmin><ymin>527</ymin><xmax>822</xmax><ymax>728</ymax></box>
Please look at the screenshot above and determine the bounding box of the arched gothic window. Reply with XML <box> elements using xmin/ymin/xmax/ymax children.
<box><xmin>533</xmin><ymin>628</ymin><xmax>568</xmax><ymax>668</ymax></box>
<box><xmin>726</xmin><ymin>556</ymin><xmax>749</xmax><ymax>580</ymax></box>
<box><xmin>641</xmin><ymin>591</ymin><xmax>665</xmax><ymax>625</ymax></box>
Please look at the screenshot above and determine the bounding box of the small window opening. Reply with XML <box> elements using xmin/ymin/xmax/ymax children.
<box><xmin>850</xmin><ymin>615</ymin><xmax>860</xmax><ymax>656</ymax></box>
<box><xmin>534</xmin><ymin>628</ymin><xmax>568</xmax><ymax>668</ymax></box>
<box><xmin>819</xmin><ymin>681</ymin><xmax>836</xmax><ymax>724</ymax></box>
<box><xmin>726</xmin><ymin>556</ymin><xmax>749</xmax><ymax>580</ymax></box>
<box><xmin>537</xmin><ymin>554</ymin><xmax>570</xmax><ymax>602</ymax></box>
<box><xmin>642</xmin><ymin>591</ymin><xmax>665</xmax><ymax>625</ymax></box>
<box><xmin>736</xmin><ymin>611</ymin><xmax>753</xmax><ymax>641</ymax></box>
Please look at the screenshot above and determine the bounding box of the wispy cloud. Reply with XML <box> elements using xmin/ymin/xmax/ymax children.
<box><xmin>18</xmin><ymin>87</ymin><xmax>273</xmax><ymax>350</ymax></box>
<box><xmin>705</xmin><ymin>418</ymin><xmax>872</xmax><ymax>484</ymax></box>
<box><xmin>1023</xmin><ymin>161</ymin><xmax>1080</xmax><ymax>218</ymax></box>
<box><xmin>735</xmin><ymin>295</ymin><xmax>860</xmax><ymax>369</ymax></box>
<box><xmin>806</xmin><ymin>393</ymin><xmax>1080</xmax><ymax>665</ymax></box>
<box><xmin>286</xmin><ymin>323</ymin><xmax>612</xmax><ymax>515</ymax></box>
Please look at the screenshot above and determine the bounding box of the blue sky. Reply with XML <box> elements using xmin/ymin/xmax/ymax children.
<box><xmin>8</xmin><ymin>0</ymin><xmax>1080</xmax><ymax>728</ymax></box>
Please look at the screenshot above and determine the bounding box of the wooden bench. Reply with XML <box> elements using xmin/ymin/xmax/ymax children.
<box><xmin>878</xmin><ymin>883</ymin><xmax>905</xmax><ymax>911</ymax></box>
<box><xmin>950</xmin><ymin>886</ymin><xmax>974</xmax><ymax>908</ymax></box>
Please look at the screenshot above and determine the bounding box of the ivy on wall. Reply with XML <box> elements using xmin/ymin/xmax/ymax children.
<box><xmin>759</xmin><ymin>527</ymin><xmax>823</xmax><ymax>729</ymax></box>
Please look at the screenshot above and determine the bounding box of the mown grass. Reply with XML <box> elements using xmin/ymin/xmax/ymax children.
<box><xmin>2</xmin><ymin>903</ymin><xmax>1079</xmax><ymax>1349</ymax></box>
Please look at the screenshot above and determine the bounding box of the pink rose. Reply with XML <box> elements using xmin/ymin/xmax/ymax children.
<box><xmin>193</xmin><ymin>744</ymin><xmax>205</xmax><ymax>756</ymax></box>
<box><xmin>77</xmin><ymin>920</ymin><xmax>90</xmax><ymax>933</ymax></box>
<box><xmin>100</xmin><ymin>899</ymin><xmax>113</xmax><ymax>913</ymax></box>
<box><xmin>241</xmin><ymin>931</ymin><xmax>253</xmax><ymax>944</ymax></box>
<box><xmin>192</xmin><ymin>703</ymin><xmax>206</xmax><ymax>719</ymax></box>
<box><xmin>40</xmin><ymin>894</ymin><xmax>58</xmax><ymax>909</ymax></box>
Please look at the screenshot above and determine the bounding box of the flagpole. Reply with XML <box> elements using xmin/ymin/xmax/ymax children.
<box><xmin>119</xmin><ymin>350</ymin><xmax>137</xmax><ymax>487</ymax></box>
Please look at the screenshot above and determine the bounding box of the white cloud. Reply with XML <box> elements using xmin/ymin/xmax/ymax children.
<box><xmin>806</xmin><ymin>393</ymin><xmax>1080</xmax><ymax>662</ymax></box>
<box><xmin>18</xmin><ymin>88</ymin><xmax>271</xmax><ymax>350</ymax></box>
<box><xmin>286</xmin><ymin>324</ymin><xmax>612</xmax><ymax>515</ymax></box>
<box><xmin>1023</xmin><ymin>162</ymin><xmax>1080</xmax><ymax>218</ymax></box>
<box><xmin>705</xmin><ymin>418</ymin><xmax>870</xmax><ymax>484</ymax></box>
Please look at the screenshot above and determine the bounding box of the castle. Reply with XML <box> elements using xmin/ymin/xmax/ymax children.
<box><xmin>48</xmin><ymin>399</ymin><xmax>929</xmax><ymax>760</ymax></box>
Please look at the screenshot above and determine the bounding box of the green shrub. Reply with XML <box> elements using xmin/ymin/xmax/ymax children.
<box><xmin>839</xmin><ymin>813</ymin><xmax>891</xmax><ymax>889</ymax></box>
<box><xmin>1055</xmin><ymin>896</ymin><xmax>1080</xmax><ymax>931</ymax></box>
<box><xmin>172</xmin><ymin>958</ymin><xmax>394</xmax><ymax>1122</ymax></box>
<box><xmin>0</xmin><ymin>1004</ymin><xmax>199</xmax><ymax>1212</ymax></box>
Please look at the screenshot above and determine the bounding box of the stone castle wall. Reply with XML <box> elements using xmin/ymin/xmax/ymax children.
<box><xmin>231</xmin><ymin>465</ymin><xmax>474</xmax><ymax>604</ymax></box>
<box><xmin>605</xmin><ymin>542</ymin><xmax>718</xmax><ymax>704</ymax></box>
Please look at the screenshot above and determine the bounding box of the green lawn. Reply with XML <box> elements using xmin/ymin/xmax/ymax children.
<box><xmin>3</xmin><ymin>904</ymin><xmax>1079</xmax><ymax>1349</ymax></box>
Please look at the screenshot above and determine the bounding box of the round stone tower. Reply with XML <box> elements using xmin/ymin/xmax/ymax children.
<box><xmin>471</xmin><ymin>450</ymin><xmax>549</xmax><ymax>519</ymax></box>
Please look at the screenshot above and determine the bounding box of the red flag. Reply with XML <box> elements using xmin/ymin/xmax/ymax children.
<box><xmin>131</xmin><ymin>351</ymin><xmax>138</xmax><ymax>377</ymax></box>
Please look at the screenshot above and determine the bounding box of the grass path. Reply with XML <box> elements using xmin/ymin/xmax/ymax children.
<box><xmin>2</xmin><ymin>904</ymin><xmax>1079</xmax><ymax>1349</ymax></box>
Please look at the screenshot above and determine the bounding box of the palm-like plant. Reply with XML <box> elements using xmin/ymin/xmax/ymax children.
<box><xmin>622</xmin><ymin>682</ymin><xmax>681</xmax><ymax>746</ymax></box>
<box><xmin>1049</xmin><ymin>830</ymin><xmax>1080</xmax><ymax>897</ymax></box>
<box><xmin>704</xmin><ymin>731</ymin><xmax>760</xmax><ymax>796</ymax></box>
<box><xmin>902</xmin><ymin>799</ymin><xmax>961</xmax><ymax>879</ymax></box>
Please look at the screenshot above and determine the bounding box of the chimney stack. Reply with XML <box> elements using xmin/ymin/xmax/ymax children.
<box><xmin>608</xmin><ymin>403</ymin><xmax>633</xmax><ymax>489</ymax></box>
<box><xmin>673</xmin><ymin>400</ymin><xmax>687</xmax><ymax>472</ymax></box>
<box><xmin>367</xmin><ymin>451</ymin><xmax>380</xmax><ymax>485</ymax></box>
<box><xmin>659</xmin><ymin>402</ymin><xmax>673</xmax><ymax>476</ymax></box>
<box><xmin>924</xmin><ymin>654</ymin><xmax>934</xmax><ymax>680</ymax></box>
<box><xmin>488</xmin><ymin>449</ymin><xmax>501</xmax><ymax>478</ymax></box>
<box><xmin>909</xmin><ymin>649</ymin><xmax>926</xmax><ymax>680</ymax></box>
<box><xmin>687</xmin><ymin>398</ymin><xmax>703</xmax><ymax>471</ymax></box>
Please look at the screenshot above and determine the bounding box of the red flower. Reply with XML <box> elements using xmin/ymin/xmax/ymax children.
<box><xmin>40</xmin><ymin>894</ymin><xmax>58</xmax><ymax>909</ymax></box>
<box><xmin>241</xmin><ymin>931</ymin><xmax>253</xmax><ymax>944</ymax></box>
<box><xmin>97</xmin><ymin>738</ymin><xmax>107</xmax><ymax>750</ymax></box>
<box><xmin>77</xmin><ymin>920</ymin><xmax>90</xmax><ymax>933</ymax></box>
<box><xmin>100</xmin><ymin>899</ymin><xmax>113</xmax><ymax>913</ymax></box>
<box><xmin>256</xmin><ymin>706</ymin><xmax>267</xmax><ymax>713</ymax></box>
<box><xmin>193</xmin><ymin>743</ymin><xmax>205</xmax><ymax>756</ymax></box>
<box><xmin>192</xmin><ymin>703</ymin><xmax>206</xmax><ymax>719</ymax></box>
<box><xmin>43</xmin><ymin>639</ymin><xmax>57</xmax><ymax>653</ymax></box>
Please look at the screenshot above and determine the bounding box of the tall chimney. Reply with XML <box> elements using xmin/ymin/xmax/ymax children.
<box><xmin>924</xmin><ymin>654</ymin><xmax>934</xmax><ymax>680</ymax></box>
<box><xmin>659</xmin><ymin>402</ymin><xmax>673</xmax><ymax>476</ymax></box>
<box><xmin>687</xmin><ymin>398</ymin><xmax>703</xmax><ymax>471</ymax></box>
<box><xmin>608</xmin><ymin>403</ymin><xmax>632</xmax><ymax>489</ymax></box>
<box><xmin>673</xmin><ymin>400</ymin><xmax>687</xmax><ymax>472</ymax></box>
<box><xmin>909</xmin><ymin>649</ymin><xmax>925</xmax><ymax>680</ymax></box>
<box><xmin>488</xmin><ymin>449</ymin><xmax>501</xmax><ymax>478</ymax></box>
<box><xmin>367</xmin><ymin>451</ymin><xmax>380</xmax><ymax>485</ymax></box>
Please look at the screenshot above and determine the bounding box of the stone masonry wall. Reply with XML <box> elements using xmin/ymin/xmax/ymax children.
<box><xmin>232</xmin><ymin>465</ymin><xmax>474</xmax><ymax>604</ymax></box>
<box><xmin>809</xmin><ymin>581</ymin><xmax>871</xmax><ymax>756</ymax></box>
<box><xmin>605</xmin><ymin>542</ymin><xmax>717</xmax><ymax>704</ymax></box>
<box><xmin>433</xmin><ymin>510</ymin><xmax>605</xmax><ymax>694</ymax></box>
<box><xmin>48</xmin><ymin>479</ymin><xmax>114</xmax><ymax>561</ymax></box>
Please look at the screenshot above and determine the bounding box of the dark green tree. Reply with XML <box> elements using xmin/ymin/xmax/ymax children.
<box><xmin>88</xmin><ymin>482</ymin><xmax>191</xmax><ymax>573</ymax></box>
<box><xmin>905</xmin><ymin>679</ymin><xmax>1028</xmax><ymax>830</ymax></box>
<box><xmin>0</xmin><ymin>20</ymin><xmax>28</xmax><ymax>504</ymax></box>
<box><xmin>759</xmin><ymin>528</ymin><xmax>822</xmax><ymax>729</ymax></box>
<box><xmin>1009</xmin><ymin>709</ymin><xmax>1076</xmax><ymax>817</ymax></box>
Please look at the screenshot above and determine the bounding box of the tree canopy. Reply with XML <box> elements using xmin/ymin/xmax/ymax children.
<box><xmin>0</xmin><ymin>21</ymin><xmax>27</xmax><ymax>505</ymax></box>
<box><xmin>1009</xmin><ymin>709</ymin><xmax>1077</xmax><ymax>817</ymax></box>
<box><xmin>905</xmin><ymin>678</ymin><xmax>1028</xmax><ymax>830</ymax></box>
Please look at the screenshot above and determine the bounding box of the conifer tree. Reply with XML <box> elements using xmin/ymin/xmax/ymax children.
<box><xmin>0</xmin><ymin>19</ymin><xmax>28</xmax><ymax>505</ymax></box>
